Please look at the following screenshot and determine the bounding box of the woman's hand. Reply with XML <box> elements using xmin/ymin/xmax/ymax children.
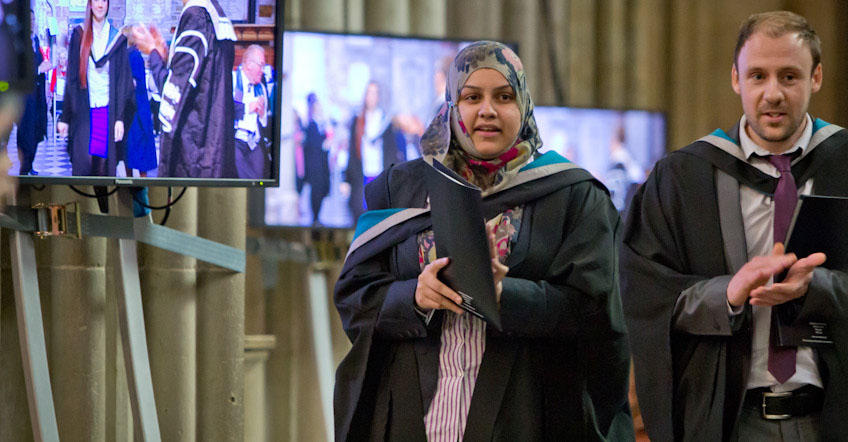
<box><xmin>57</xmin><ymin>122</ymin><xmax>69</xmax><ymax>138</ymax></box>
<box><xmin>415</xmin><ymin>257</ymin><xmax>465</xmax><ymax>315</ymax></box>
<box><xmin>487</xmin><ymin>225</ymin><xmax>509</xmax><ymax>303</ymax></box>
<box><xmin>114</xmin><ymin>121</ymin><xmax>124</xmax><ymax>142</ymax></box>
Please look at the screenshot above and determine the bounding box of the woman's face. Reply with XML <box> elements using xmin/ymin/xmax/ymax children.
<box><xmin>91</xmin><ymin>0</ymin><xmax>108</xmax><ymax>22</ymax></box>
<box><xmin>457</xmin><ymin>68</ymin><xmax>521</xmax><ymax>159</ymax></box>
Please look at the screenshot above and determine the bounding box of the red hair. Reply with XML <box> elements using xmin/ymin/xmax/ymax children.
<box><xmin>79</xmin><ymin>0</ymin><xmax>109</xmax><ymax>89</ymax></box>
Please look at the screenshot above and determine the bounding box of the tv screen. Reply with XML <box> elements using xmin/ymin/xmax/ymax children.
<box><xmin>533</xmin><ymin>106</ymin><xmax>666</xmax><ymax>211</ymax></box>
<box><xmin>262</xmin><ymin>31</ymin><xmax>476</xmax><ymax>228</ymax></box>
<box><xmin>7</xmin><ymin>0</ymin><xmax>283</xmax><ymax>187</ymax></box>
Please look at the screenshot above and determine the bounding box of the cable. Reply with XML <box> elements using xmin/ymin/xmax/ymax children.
<box><xmin>68</xmin><ymin>184</ymin><xmax>118</xmax><ymax>198</ymax></box>
<box><xmin>159</xmin><ymin>187</ymin><xmax>173</xmax><ymax>226</ymax></box>
<box><xmin>131</xmin><ymin>186</ymin><xmax>188</xmax><ymax>210</ymax></box>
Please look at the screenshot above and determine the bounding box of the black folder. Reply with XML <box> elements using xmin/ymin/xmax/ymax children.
<box><xmin>423</xmin><ymin>160</ymin><xmax>502</xmax><ymax>330</ymax></box>
<box><xmin>785</xmin><ymin>194</ymin><xmax>848</xmax><ymax>271</ymax></box>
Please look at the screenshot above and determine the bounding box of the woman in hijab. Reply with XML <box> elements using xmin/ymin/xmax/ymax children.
<box><xmin>333</xmin><ymin>41</ymin><xmax>633</xmax><ymax>441</ymax></box>
<box><xmin>57</xmin><ymin>0</ymin><xmax>134</xmax><ymax>177</ymax></box>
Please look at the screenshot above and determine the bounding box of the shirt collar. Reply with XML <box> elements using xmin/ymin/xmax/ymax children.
<box><xmin>738</xmin><ymin>113</ymin><xmax>813</xmax><ymax>161</ymax></box>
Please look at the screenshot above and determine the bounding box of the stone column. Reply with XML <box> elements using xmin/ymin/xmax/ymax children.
<box><xmin>364</xmin><ymin>0</ymin><xmax>410</xmax><ymax>35</ymax></box>
<box><xmin>630</xmin><ymin>0</ymin><xmax>668</xmax><ymax>111</ymax></box>
<box><xmin>48</xmin><ymin>186</ymin><xmax>107</xmax><ymax>441</ymax></box>
<box><xmin>597</xmin><ymin>0</ymin><xmax>629</xmax><ymax>108</ymax></box>
<box><xmin>300</xmin><ymin>0</ymin><xmax>345</xmax><ymax>31</ymax></box>
<box><xmin>196</xmin><ymin>188</ymin><xmax>246</xmax><ymax>442</ymax></box>
<box><xmin>410</xmin><ymin>0</ymin><xmax>446</xmax><ymax>37</ymax></box>
<box><xmin>566</xmin><ymin>0</ymin><xmax>598</xmax><ymax>107</ymax></box>
<box><xmin>139</xmin><ymin>187</ymin><xmax>198</xmax><ymax>441</ymax></box>
<box><xmin>446</xmin><ymin>0</ymin><xmax>502</xmax><ymax>41</ymax></box>
<box><xmin>501</xmin><ymin>0</ymin><xmax>541</xmax><ymax>100</ymax></box>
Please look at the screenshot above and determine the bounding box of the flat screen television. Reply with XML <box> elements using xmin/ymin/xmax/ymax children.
<box><xmin>533</xmin><ymin>106</ymin><xmax>666</xmax><ymax>211</ymax></box>
<box><xmin>7</xmin><ymin>0</ymin><xmax>283</xmax><ymax>187</ymax></box>
<box><xmin>259</xmin><ymin>31</ymin><xmax>479</xmax><ymax>228</ymax></box>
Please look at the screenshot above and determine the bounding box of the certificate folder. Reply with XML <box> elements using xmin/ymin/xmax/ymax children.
<box><xmin>423</xmin><ymin>160</ymin><xmax>503</xmax><ymax>331</ymax></box>
<box><xmin>786</xmin><ymin>194</ymin><xmax>848</xmax><ymax>271</ymax></box>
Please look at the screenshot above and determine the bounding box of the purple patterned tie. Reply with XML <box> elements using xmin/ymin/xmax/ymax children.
<box><xmin>767</xmin><ymin>154</ymin><xmax>797</xmax><ymax>384</ymax></box>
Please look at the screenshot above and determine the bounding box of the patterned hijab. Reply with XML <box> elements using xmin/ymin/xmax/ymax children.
<box><xmin>420</xmin><ymin>41</ymin><xmax>543</xmax><ymax>191</ymax></box>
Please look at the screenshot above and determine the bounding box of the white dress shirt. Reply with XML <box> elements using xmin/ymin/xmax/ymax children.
<box><xmin>735</xmin><ymin>114</ymin><xmax>823</xmax><ymax>392</ymax></box>
<box><xmin>87</xmin><ymin>20</ymin><xmax>112</xmax><ymax>108</ymax></box>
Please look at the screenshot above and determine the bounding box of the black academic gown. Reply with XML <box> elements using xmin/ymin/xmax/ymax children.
<box><xmin>17</xmin><ymin>34</ymin><xmax>47</xmax><ymax>174</ymax></box>
<box><xmin>334</xmin><ymin>154</ymin><xmax>634</xmax><ymax>441</ymax></box>
<box><xmin>621</xmin><ymin>120</ymin><xmax>848</xmax><ymax>441</ymax></box>
<box><xmin>148</xmin><ymin>0</ymin><xmax>236</xmax><ymax>178</ymax></box>
<box><xmin>61</xmin><ymin>26</ymin><xmax>134</xmax><ymax>177</ymax></box>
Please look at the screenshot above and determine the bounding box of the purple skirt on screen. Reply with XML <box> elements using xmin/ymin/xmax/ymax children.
<box><xmin>89</xmin><ymin>106</ymin><xmax>109</xmax><ymax>158</ymax></box>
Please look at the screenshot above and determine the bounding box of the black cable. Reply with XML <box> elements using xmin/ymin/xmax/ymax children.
<box><xmin>68</xmin><ymin>184</ymin><xmax>118</xmax><ymax>197</ymax></box>
<box><xmin>131</xmin><ymin>186</ymin><xmax>188</xmax><ymax>210</ymax></box>
<box><xmin>159</xmin><ymin>187</ymin><xmax>173</xmax><ymax>226</ymax></box>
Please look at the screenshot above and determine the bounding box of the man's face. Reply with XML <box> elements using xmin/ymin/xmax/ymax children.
<box><xmin>732</xmin><ymin>31</ymin><xmax>822</xmax><ymax>153</ymax></box>
<box><xmin>244</xmin><ymin>53</ymin><xmax>265</xmax><ymax>85</ymax></box>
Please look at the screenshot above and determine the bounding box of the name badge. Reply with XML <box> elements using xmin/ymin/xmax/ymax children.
<box><xmin>801</xmin><ymin>321</ymin><xmax>834</xmax><ymax>346</ymax></box>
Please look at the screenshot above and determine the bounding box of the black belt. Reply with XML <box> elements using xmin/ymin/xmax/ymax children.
<box><xmin>743</xmin><ymin>385</ymin><xmax>824</xmax><ymax>420</ymax></box>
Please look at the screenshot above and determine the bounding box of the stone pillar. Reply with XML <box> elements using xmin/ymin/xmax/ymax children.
<box><xmin>48</xmin><ymin>186</ymin><xmax>107</xmax><ymax>441</ymax></box>
<box><xmin>501</xmin><ymin>0</ymin><xmax>541</xmax><ymax>101</ymax></box>
<box><xmin>410</xmin><ymin>0</ymin><xmax>446</xmax><ymax>37</ymax></box>
<box><xmin>139</xmin><ymin>187</ymin><xmax>198</xmax><ymax>441</ymax></box>
<box><xmin>597</xmin><ymin>0</ymin><xmax>629</xmax><ymax>108</ymax></box>
<box><xmin>446</xmin><ymin>0</ymin><xmax>502</xmax><ymax>41</ymax></box>
<box><xmin>196</xmin><ymin>188</ymin><xmax>246</xmax><ymax>442</ymax></box>
<box><xmin>300</xmin><ymin>0</ymin><xmax>345</xmax><ymax>31</ymax></box>
<box><xmin>566</xmin><ymin>0</ymin><xmax>598</xmax><ymax>107</ymax></box>
<box><xmin>244</xmin><ymin>334</ymin><xmax>276</xmax><ymax>442</ymax></box>
<box><xmin>364</xmin><ymin>0</ymin><xmax>410</xmax><ymax>34</ymax></box>
<box><xmin>630</xmin><ymin>0</ymin><xmax>669</xmax><ymax>111</ymax></box>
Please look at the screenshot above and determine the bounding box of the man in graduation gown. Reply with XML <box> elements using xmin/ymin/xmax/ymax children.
<box><xmin>232</xmin><ymin>44</ymin><xmax>272</xmax><ymax>179</ymax></box>
<box><xmin>16</xmin><ymin>11</ymin><xmax>49</xmax><ymax>175</ymax></box>
<box><xmin>133</xmin><ymin>0</ymin><xmax>236</xmax><ymax>178</ymax></box>
<box><xmin>622</xmin><ymin>11</ymin><xmax>848</xmax><ymax>441</ymax></box>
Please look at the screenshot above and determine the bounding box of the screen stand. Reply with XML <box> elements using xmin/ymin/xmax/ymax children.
<box><xmin>8</xmin><ymin>188</ymin><xmax>61</xmax><ymax>441</ymax></box>
<box><xmin>111</xmin><ymin>188</ymin><xmax>162</xmax><ymax>441</ymax></box>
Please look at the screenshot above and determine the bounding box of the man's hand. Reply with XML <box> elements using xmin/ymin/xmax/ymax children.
<box><xmin>57</xmin><ymin>121</ymin><xmax>68</xmax><ymax>138</ymax></box>
<box><xmin>727</xmin><ymin>243</ymin><xmax>797</xmax><ymax>307</ymax></box>
<box><xmin>749</xmin><ymin>251</ymin><xmax>826</xmax><ymax>306</ymax></box>
<box><xmin>415</xmin><ymin>257</ymin><xmax>464</xmax><ymax>315</ymax></box>
<box><xmin>131</xmin><ymin>25</ymin><xmax>167</xmax><ymax>60</ymax></box>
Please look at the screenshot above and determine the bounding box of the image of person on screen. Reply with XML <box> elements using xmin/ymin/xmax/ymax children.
<box><xmin>302</xmin><ymin>93</ymin><xmax>330</xmax><ymax>226</ymax></box>
<box><xmin>333</xmin><ymin>41</ymin><xmax>632</xmax><ymax>441</ymax></box>
<box><xmin>125</xmin><ymin>48</ymin><xmax>157</xmax><ymax>177</ymax></box>
<box><xmin>621</xmin><ymin>11</ymin><xmax>848</xmax><ymax>441</ymax></box>
<box><xmin>132</xmin><ymin>0</ymin><xmax>236</xmax><ymax>178</ymax></box>
<box><xmin>57</xmin><ymin>0</ymin><xmax>134</xmax><ymax>177</ymax></box>
<box><xmin>345</xmin><ymin>81</ymin><xmax>407</xmax><ymax>221</ymax></box>
<box><xmin>605</xmin><ymin>124</ymin><xmax>643</xmax><ymax>211</ymax></box>
<box><xmin>232</xmin><ymin>44</ymin><xmax>271</xmax><ymax>179</ymax></box>
<box><xmin>15</xmin><ymin>10</ymin><xmax>50</xmax><ymax>176</ymax></box>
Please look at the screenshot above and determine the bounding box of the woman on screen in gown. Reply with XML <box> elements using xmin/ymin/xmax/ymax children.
<box><xmin>58</xmin><ymin>0</ymin><xmax>134</xmax><ymax>177</ymax></box>
<box><xmin>333</xmin><ymin>41</ymin><xmax>633</xmax><ymax>441</ymax></box>
<box><xmin>125</xmin><ymin>47</ymin><xmax>157</xmax><ymax>177</ymax></box>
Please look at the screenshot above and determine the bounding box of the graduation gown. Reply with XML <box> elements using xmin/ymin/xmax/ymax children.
<box><xmin>335</xmin><ymin>152</ymin><xmax>633</xmax><ymax>441</ymax></box>
<box><xmin>61</xmin><ymin>25</ymin><xmax>134</xmax><ymax>176</ymax></box>
<box><xmin>621</xmin><ymin>120</ymin><xmax>848</xmax><ymax>441</ymax></box>
<box><xmin>148</xmin><ymin>0</ymin><xmax>236</xmax><ymax>178</ymax></box>
<box><xmin>17</xmin><ymin>34</ymin><xmax>48</xmax><ymax>174</ymax></box>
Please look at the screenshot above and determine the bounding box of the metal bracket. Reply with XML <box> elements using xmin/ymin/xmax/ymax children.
<box><xmin>32</xmin><ymin>202</ymin><xmax>82</xmax><ymax>239</ymax></box>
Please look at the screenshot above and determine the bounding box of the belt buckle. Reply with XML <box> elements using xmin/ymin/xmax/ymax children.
<box><xmin>762</xmin><ymin>391</ymin><xmax>792</xmax><ymax>420</ymax></box>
